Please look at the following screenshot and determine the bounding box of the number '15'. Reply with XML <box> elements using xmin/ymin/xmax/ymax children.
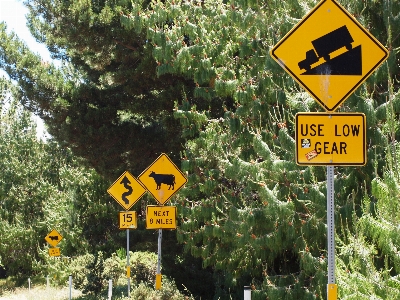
<box><xmin>123</xmin><ymin>213</ymin><xmax>133</xmax><ymax>222</ymax></box>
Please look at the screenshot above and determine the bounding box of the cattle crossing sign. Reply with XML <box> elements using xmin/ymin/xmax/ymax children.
<box><xmin>138</xmin><ymin>153</ymin><xmax>187</xmax><ymax>205</ymax></box>
<box><xmin>270</xmin><ymin>0</ymin><xmax>388</xmax><ymax>111</ymax></box>
<box><xmin>107</xmin><ymin>171</ymin><xmax>147</xmax><ymax>210</ymax></box>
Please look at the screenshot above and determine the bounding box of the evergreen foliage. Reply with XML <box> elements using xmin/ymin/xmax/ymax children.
<box><xmin>0</xmin><ymin>0</ymin><xmax>400</xmax><ymax>298</ymax></box>
<box><xmin>0</xmin><ymin>0</ymin><xmax>191</xmax><ymax>179</ymax></box>
<box><xmin>0</xmin><ymin>78</ymin><xmax>123</xmax><ymax>278</ymax></box>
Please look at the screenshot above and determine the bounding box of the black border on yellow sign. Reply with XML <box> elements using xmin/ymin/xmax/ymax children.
<box><xmin>270</xmin><ymin>0</ymin><xmax>388</xmax><ymax>112</ymax></box>
<box><xmin>138</xmin><ymin>153</ymin><xmax>187</xmax><ymax>205</ymax></box>
<box><xmin>295</xmin><ymin>112</ymin><xmax>366</xmax><ymax>166</ymax></box>
<box><xmin>48</xmin><ymin>247</ymin><xmax>61</xmax><ymax>257</ymax></box>
<box><xmin>118</xmin><ymin>211</ymin><xmax>138</xmax><ymax>230</ymax></box>
<box><xmin>107</xmin><ymin>171</ymin><xmax>147</xmax><ymax>210</ymax></box>
<box><xmin>45</xmin><ymin>229</ymin><xmax>63</xmax><ymax>247</ymax></box>
<box><xmin>146</xmin><ymin>205</ymin><xmax>177</xmax><ymax>230</ymax></box>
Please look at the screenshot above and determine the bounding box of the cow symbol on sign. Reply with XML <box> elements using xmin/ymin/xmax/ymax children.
<box><xmin>149</xmin><ymin>171</ymin><xmax>175</xmax><ymax>190</ymax></box>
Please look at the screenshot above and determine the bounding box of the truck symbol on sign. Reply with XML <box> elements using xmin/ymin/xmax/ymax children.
<box><xmin>298</xmin><ymin>25</ymin><xmax>362</xmax><ymax>75</ymax></box>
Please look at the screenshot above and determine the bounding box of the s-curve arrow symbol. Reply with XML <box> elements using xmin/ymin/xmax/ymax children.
<box><xmin>120</xmin><ymin>176</ymin><xmax>133</xmax><ymax>205</ymax></box>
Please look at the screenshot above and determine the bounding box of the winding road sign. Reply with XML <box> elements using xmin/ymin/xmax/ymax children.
<box><xmin>270</xmin><ymin>0</ymin><xmax>388</xmax><ymax>111</ymax></box>
<box><xmin>107</xmin><ymin>171</ymin><xmax>147</xmax><ymax>210</ymax></box>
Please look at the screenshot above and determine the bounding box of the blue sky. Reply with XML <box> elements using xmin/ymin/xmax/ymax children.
<box><xmin>0</xmin><ymin>0</ymin><xmax>50</xmax><ymax>138</ymax></box>
<box><xmin>0</xmin><ymin>0</ymin><xmax>51</xmax><ymax>61</ymax></box>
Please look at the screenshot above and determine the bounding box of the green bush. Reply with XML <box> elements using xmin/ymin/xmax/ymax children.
<box><xmin>127</xmin><ymin>277</ymin><xmax>194</xmax><ymax>300</ymax></box>
<box><xmin>103</xmin><ymin>252</ymin><xmax>125</xmax><ymax>285</ymax></box>
<box><xmin>82</xmin><ymin>252</ymin><xmax>105</xmax><ymax>297</ymax></box>
<box><xmin>70</xmin><ymin>251</ymin><xmax>157</xmax><ymax>290</ymax></box>
<box><xmin>32</xmin><ymin>247</ymin><xmax>73</xmax><ymax>286</ymax></box>
<box><xmin>69</xmin><ymin>253</ymin><xmax>94</xmax><ymax>291</ymax></box>
<box><xmin>129</xmin><ymin>251</ymin><xmax>157</xmax><ymax>284</ymax></box>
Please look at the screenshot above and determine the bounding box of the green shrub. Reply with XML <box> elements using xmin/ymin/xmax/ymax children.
<box><xmin>129</xmin><ymin>251</ymin><xmax>157</xmax><ymax>284</ymax></box>
<box><xmin>32</xmin><ymin>247</ymin><xmax>72</xmax><ymax>286</ymax></box>
<box><xmin>70</xmin><ymin>251</ymin><xmax>157</xmax><ymax>290</ymax></box>
<box><xmin>82</xmin><ymin>252</ymin><xmax>105</xmax><ymax>297</ymax></box>
<box><xmin>69</xmin><ymin>253</ymin><xmax>94</xmax><ymax>291</ymax></box>
<box><xmin>128</xmin><ymin>277</ymin><xmax>194</xmax><ymax>300</ymax></box>
<box><xmin>103</xmin><ymin>252</ymin><xmax>125</xmax><ymax>285</ymax></box>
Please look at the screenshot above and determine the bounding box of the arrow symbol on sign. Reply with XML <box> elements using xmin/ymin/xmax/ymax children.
<box><xmin>120</xmin><ymin>176</ymin><xmax>133</xmax><ymax>205</ymax></box>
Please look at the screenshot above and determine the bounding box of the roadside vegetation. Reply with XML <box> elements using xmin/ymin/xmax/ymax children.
<box><xmin>1</xmin><ymin>0</ymin><xmax>400</xmax><ymax>298</ymax></box>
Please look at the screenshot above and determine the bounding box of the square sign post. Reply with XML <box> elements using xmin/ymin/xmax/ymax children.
<box><xmin>139</xmin><ymin>153</ymin><xmax>187</xmax><ymax>290</ymax></box>
<box><xmin>270</xmin><ymin>0</ymin><xmax>388</xmax><ymax>298</ymax></box>
<box><xmin>107</xmin><ymin>171</ymin><xmax>147</xmax><ymax>298</ymax></box>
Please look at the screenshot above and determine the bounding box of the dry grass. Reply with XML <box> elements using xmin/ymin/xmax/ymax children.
<box><xmin>0</xmin><ymin>286</ymin><xmax>82</xmax><ymax>300</ymax></box>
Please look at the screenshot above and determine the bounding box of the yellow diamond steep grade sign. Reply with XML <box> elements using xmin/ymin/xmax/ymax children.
<box><xmin>270</xmin><ymin>0</ymin><xmax>388</xmax><ymax>111</ymax></box>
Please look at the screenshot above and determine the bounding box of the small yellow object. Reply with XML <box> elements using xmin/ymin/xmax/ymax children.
<box><xmin>48</xmin><ymin>247</ymin><xmax>60</xmax><ymax>257</ymax></box>
<box><xmin>119</xmin><ymin>211</ymin><xmax>137</xmax><ymax>230</ymax></box>
<box><xmin>45</xmin><ymin>229</ymin><xmax>63</xmax><ymax>247</ymax></box>
<box><xmin>155</xmin><ymin>273</ymin><xmax>162</xmax><ymax>290</ymax></box>
<box><xmin>146</xmin><ymin>206</ymin><xmax>177</xmax><ymax>230</ymax></box>
<box><xmin>327</xmin><ymin>283</ymin><xmax>337</xmax><ymax>300</ymax></box>
<box><xmin>126</xmin><ymin>266</ymin><xmax>130</xmax><ymax>278</ymax></box>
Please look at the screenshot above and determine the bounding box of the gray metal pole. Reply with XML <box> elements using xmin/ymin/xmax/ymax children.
<box><xmin>69</xmin><ymin>275</ymin><xmax>72</xmax><ymax>300</ymax></box>
<box><xmin>108</xmin><ymin>279</ymin><xmax>112</xmax><ymax>300</ymax></box>
<box><xmin>157</xmin><ymin>229</ymin><xmax>162</xmax><ymax>274</ymax></box>
<box><xmin>326</xmin><ymin>165</ymin><xmax>338</xmax><ymax>299</ymax></box>
<box><xmin>327</xmin><ymin>165</ymin><xmax>335</xmax><ymax>284</ymax></box>
<box><xmin>155</xmin><ymin>229</ymin><xmax>163</xmax><ymax>290</ymax></box>
<box><xmin>244</xmin><ymin>286</ymin><xmax>251</xmax><ymax>300</ymax></box>
<box><xmin>127</xmin><ymin>228</ymin><xmax>130</xmax><ymax>297</ymax></box>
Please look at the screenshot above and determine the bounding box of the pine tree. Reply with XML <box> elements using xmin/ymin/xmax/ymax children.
<box><xmin>121</xmin><ymin>0</ymin><xmax>399</xmax><ymax>298</ymax></box>
<box><xmin>1</xmin><ymin>0</ymin><xmax>400</xmax><ymax>298</ymax></box>
<box><xmin>0</xmin><ymin>0</ymin><xmax>193</xmax><ymax>179</ymax></box>
<box><xmin>0</xmin><ymin>77</ymin><xmax>122</xmax><ymax>277</ymax></box>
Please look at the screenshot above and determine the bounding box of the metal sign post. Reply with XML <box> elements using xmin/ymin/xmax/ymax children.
<box><xmin>107</xmin><ymin>171</ymin><xmax>147</xmax><ymax>297</ymax></box>
<box><xmin>327</xmin><ymin>166</ymin><xmax>337</xmax><ymax>299</ymax></box>
<box><xmin>139</xmin><ymin>153</ymin><xmax>187</xmax><ymax>290</ymax></box>
<box><xmin>270</xmin><ymin>2</ymin><xmax>388</xmax><ymax>299</ymax></box>
<box><xmin>127</xmin><ymin>227</ymin><xmax>130</xmax><ymax>297</ymax></box>
<box><xmin>156</xmin><ymin>229</ymin><xmax>162</xmax><ymax>290</ymax></box>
